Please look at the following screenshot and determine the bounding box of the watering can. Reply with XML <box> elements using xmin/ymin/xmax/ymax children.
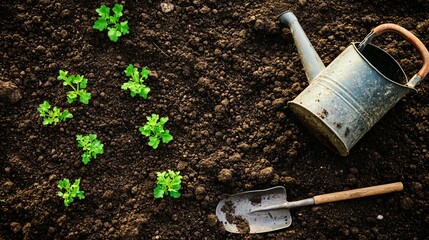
<box><xmin>279</xmin><ymin>11</ymin><xmax>429</xmax><ymax>156</ymax></box>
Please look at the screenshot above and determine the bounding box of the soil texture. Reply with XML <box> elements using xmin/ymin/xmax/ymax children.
<box><xmin>1</xmin><ymin>0</ymin><xmax>429</xmax><ymax>239</ymax></box>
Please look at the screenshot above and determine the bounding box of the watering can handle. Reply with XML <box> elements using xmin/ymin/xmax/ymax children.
<box><xmin>358</xmin><ymin>23</ymin><xmax>429</xmax><ymax>87</ymax></box>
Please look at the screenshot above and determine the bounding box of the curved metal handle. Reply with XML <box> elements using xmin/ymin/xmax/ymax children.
<box><xmin>358</xmin><ymin>24</ymin><xmax>429</xmax><ymax>87</ymax></box>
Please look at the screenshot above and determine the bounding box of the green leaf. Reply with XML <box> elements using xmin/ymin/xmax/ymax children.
<box><xmin>154</xmin><ymin>170</ymin><xmax>182</xmax><ymax>199</ymax></box>
<box><xmin>67</xmin><ymin>75</ymin><xmax>75</xmax><ymax>84</ymax></box>
<box><xmin>90</xmin><ymin>141</ymin><xmax>104</xmax><ymax>157</ymax></box>
<box><xmin>59</xmin><ymin>110</ymin><xmax>73</xmax><ymax>121</ymax></box>
<box><xmin>93</xmin><ymin>18</ymin><xmax>108</xmax><ymax>31</ymax></box>
<box><xmin>67</xmin><ymin>91</ymin><xmax>78</xmax><ymax>102</ymax></box>
<box><xmin>65</xmin><ymin>110</ymin><xmax>73</xmax><ymax>119</ymax></box>
<box><xmin>43</xmin><ymin>118</ymin><xmax>53</xmax><ymax>125</ymax></box>
<box><xmin>141</xmin><ymin>67</ymin><xmax>151</xmax><ymax>79</ymax></box>
<box><xmin>109</xmin><ymin>14</ymin><xmax>119</xmax><ymax>24</ymax></box>
<box><xmin>76</xmin><ymin>134</ymin><xmax>83</xmax><ymax>141</ymax></box>
<box><xmin>170</xmin><ymin>191</ymin><xmax>181</xmax><ymax>198</ymax></box>
<box><xmin>141</xmin><ymin>114</ymin><xmax>172</xmax><ymax>148</ymax></box>
<box><xmin>112</xmin><ymin>4</ymin><xmax>123</xmax><ymax>17</ymax></box>
<box><xmin>139</xmin><ymin>126</ymin><xmax>151</xmax><ymax>137</ymax></box>
<box><xmin>79</xmin><ymin>78</ymin><xmax>88</xmax><ymax>89</ymax></box>
<box><xmin>139</xmin><ymin>86</ymin><xmax>150</xmax><ymax>99</ymax></box>
<box><xmin>171</xmin><ymin>176</ymin><xmax>182</xmax><ymax>186</ymax></box>
<box><xmin>82</xmin><ymin>155</ymin><xmax>90</xmax><ymax>165</ymax></box>
<box><xmin>79</xmin><ymin>91</ymin><xmax>91</xmax><ymax>104</ymax></box>
<box><xmin>122</xmin><ymin>65</ymin><xmax>151</xmax><ymax>98</ymax></box>
<box><xmin>71</xmin><ymin>75</ymin><xmax>81</xmax><ymax>84</ymax></box>
<box><xmin>160</xmin><ymin>131</ymin><xmax>173</xmax><ymax>143</ymax></box>
<box><xmin>154</xmin><ymin>186</ymin><xmax>165</xmax><ymax>198</ymax></box>
<box><xmin>89</xmin><ymin>134</ymin><xmax>97</xmax><ymax>141</ymax></box>
<box><xmin>149</xmin><ymin>114</ymin><xmax>159</xmax><ymax>122</ymax></box>
<box><xmin>72</xmin><ymin>179</ymin><xmax>81</xmax><ymax>187</ymax></box>
<box><xmin>159</xmin><ymin>117</ymin><xmax>168</xmax><ymax>125</ymax></box>
<box><xmin>107</xmin><ymin>27</ymin><xmax>121</xmax><ymax>42</ymax></box>
<box><xmin>157</xmin><ymin>171</ymin><xmax>166</xmax><ymax>178</ymax></box>
<box><xmin>58</xmin><ymin>70</ymin><xmax>68</xmax><ymax>80</ymax></box>
<box><xmin>121</xmin><ymin>82</ymin><xmax>130</xmax><ymax>90</ymax></box>
<box><xmin>77</xmin><ymin>191</ymin><xmax>85</xmax><ymax>200</ymax></box>
<box><xmin>167</xmin><ymin>170</ymin><xmax>175</xmax><ymax>177</ymax></box>
<box><xmin>52</xmin><ymin>107</ymin><xmax>61</xmax><ymax>116</ymax></box>
<box><xmin>148</xmin><ymin>136</ymin><xmax>160</xmax><ymax>149</ymax></box>
<box><xmin>96</xmin><ymin>5</ymin><xmax>110</xmax><ymax>18</ymax></box>
<box><xmin>38</xmin><ymin>109</ymin><xmax>46</xmax><ymax>117</ymax></box>
<box><xmin>58</xmin><ymin>178</ymin><xmax>84</xmax><ymax>207</ymax></box>
<box><xmin>58</xmin><ymin>179</ymin><xmax>70</xmax><ymax>189</ymax></box>
<box><xmin>171</xmin><ymin>184</ymin><xmax>181</xmax><ymax>191</ymax></box>
<box><xmin>124</xmin><ymin>64</ymin><xmax>136</xmax><ymax>77</ymax></box>
<box><xmin>118</xmin><ymin>21</ymin><xmax>129</xmax><ymax>34</ymax></box>
<box><xmin>77</xmin><ymin>134</ymin><xmax>103</xmax><ymax>165</ymax></box>
<box><xmin>38</xmin><ymin>101</ymin><xmax>50</xmax><ymax>116</ymax></box>
<box><xmin>40</xmin><ymin>100</ymin><xmax>50</xmax><ymax>110</ymax></box>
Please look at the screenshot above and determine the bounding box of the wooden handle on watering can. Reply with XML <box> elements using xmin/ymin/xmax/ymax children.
<box><xmin>373</xmin><ymin>24</ymin><xmax>429</xmax><ymax>80</ymax></box>
<box><xmin>313</xmin><ymin>182</ymin><xmax>403</xmax><ymax>205</ymax></box>
<box><xmin>359</xmin><ymin>24</ymin><xmax>429</xmax><ymax>87</ymax></box>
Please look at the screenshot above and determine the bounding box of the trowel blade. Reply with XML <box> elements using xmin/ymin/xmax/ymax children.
<box><xmin>216</xmin><ymin>186</ymin><xmax>292</xmax><ymax>234</ymax></box>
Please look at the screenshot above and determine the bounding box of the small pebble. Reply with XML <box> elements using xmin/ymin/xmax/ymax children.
<box><xmin>218</xmin><ymin>169</ymin><xmax>233</xmax><ymax>183</ymax></box>
<box><xmin>160</xmin><ymin>3</ymin><xmax>174</xmax><ymax>13</ymax></box>
<box><xmin>207</xmin><ymin>214</ymin><xmax>217</xmax><ymax>227</ymax></box>
<box><xmin>10</xmin><ymin>222</ymin><xmax>22</xmax><ymax>233</ymax></box>
<box><xmin>377</xmin><ymin>214</ymin><xmax>383</xmax><ymax>220</ymax></box>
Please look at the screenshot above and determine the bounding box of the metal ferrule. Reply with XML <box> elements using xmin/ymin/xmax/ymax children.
<box><xmin>407</xmin><ymin>74</ymin><xmax>422</xmax><ymax>88</ymax></box>
<box><xmin>358</xmin><ymin>31</ymin><xmax>376</xmax><ymax>51</ymax></box>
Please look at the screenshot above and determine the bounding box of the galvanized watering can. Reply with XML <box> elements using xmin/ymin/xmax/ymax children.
<box><xmin>279</xmin><ymin>11</ymin><xmax>429</xmax><ymax>156</ymax></box>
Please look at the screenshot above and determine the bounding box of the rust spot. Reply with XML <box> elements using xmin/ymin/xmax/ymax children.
<box><xmin>319</xmin><ymin>109</ymin><xmax>328</xmax><ymax>119</ymax></box>
<box><xmin>250</xmin><ymin>195</ymin><xmax>262</xmax><ymax>205</ymax></box>
<box><xmin>345</xmin><ymin>127</ymin><xmax>350</xmax><ymax>137</ymax></box>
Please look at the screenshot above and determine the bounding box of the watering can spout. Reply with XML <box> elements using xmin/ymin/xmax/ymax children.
<box><xmin>279</xmin><ymin>11</ymin><xmax>325</xmax><ymax>82</ymax></box>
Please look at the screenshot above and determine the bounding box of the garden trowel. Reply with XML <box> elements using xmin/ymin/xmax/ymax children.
<box><xmin>216</xmin><ymin>182</ymin><xmax>403</xmax><ymax>234</ymax></box>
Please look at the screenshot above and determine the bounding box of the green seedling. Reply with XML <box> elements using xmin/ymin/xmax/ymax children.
<box><xmin>57</xmin><ymin>70</ymin><xmax>92</xmax><ymax>104</ymax></box>
<box><xmin>139</xmin><ymin>114</ymin><xmax>173</xmax><ymax>149</ymax></box>
<box><xmin>154</xmin><ymin>170</ymin><xmax>183</xmax><ymax>198</ymax></box>
<box><xmin>121</xmin><ymin>64</ymin><xmax>151</xmax><ymax>98</ymax></box>
<box><xmin>93</xmin><ymin>4</ymin><xmax>129</xmax><ymax>42</ymax></box>
<box><xmin>76</xmin><ymin>134</ymin><xmax>104</xmax><ymax>165</ymax></box>
<box><xmin>57</xmin><ymin>178</ymin><xmax>85</xmax><ymax>207</ymax></box>
<box><xmin>38</xmin><ymin>101</ymin><xmax>73</xmax><ymax>125</ymax></box>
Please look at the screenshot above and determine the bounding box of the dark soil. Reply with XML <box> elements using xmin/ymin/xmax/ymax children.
<box><xmin>220</xmin><ymin>200</ymin><xmax>250</xmax><ymax>234</ymax></box>
<box><xmin>1</xmin><ymin>0</ymin><xmax>429</xmax><ymax>239</ymax></box>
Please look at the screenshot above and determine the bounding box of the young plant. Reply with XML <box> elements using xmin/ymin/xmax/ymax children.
<box><xmin>139</xmin><ymin>114</ymin><xmax>173</xmax><ymax>149</ymax></box>
<box><xmin>57</xmin><ymin>178</ymin><xmax>85</xmax><ymax>207</ymax></box>
<box><xmin>38</xmin><ymin>101</ymin><xmax>73</xmax><ymax>125</ymax></box>
<box><xmin>76</xmin><ymin>134</ymin><xmax>104</xmax><ymax>165</ymax></box>
<box><xmin>154</xmin><ymin>170</ymin><xmax>183</xmax><ymax>198</ymax></box>
<box><xmin>57</xmin><ymin>70</ymin><xmax>92</xmax><ymax>104</ymax></box>
<box><xmin>121</xmin><ymin>64</ymin><xmax>151</xmax><ymax>98</ymax></box>
<box><xmin>93</xmin><ymin>4</ymin><xmax>129</xmax><ymax>42</ymax></box>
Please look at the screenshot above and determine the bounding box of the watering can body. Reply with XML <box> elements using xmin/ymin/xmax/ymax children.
<box><xmin>279</xmin><ymin>11</ymin><xmax>429</xmax><ymax>156</ymax></box>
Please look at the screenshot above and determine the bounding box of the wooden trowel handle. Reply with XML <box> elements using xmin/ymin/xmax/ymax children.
<box><xmin>313</xmin><ymin>182</ymin><xmax>403</xmax><ymax>205</ymax></box>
